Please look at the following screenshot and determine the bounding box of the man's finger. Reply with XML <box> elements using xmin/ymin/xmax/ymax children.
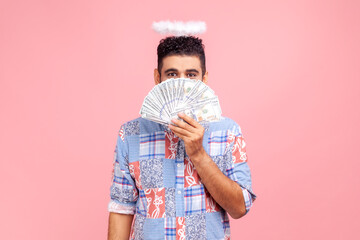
<box><xmin>178</xmin><ymin>113</ymin><xmax>201</xmax><ymax>128</ymax></box>
<box><xmin>171</xmin><ymin>118</ymin><xmax>196</xmax><ymax>133</ymax></box>
<box><xmin>168</xmin><ymin>124</ymin><xmax>191</xmax><ymax>137</ymax></box>
<box><xmin>171</xmin><ymin>131</ymin><xmax>189</xmax><ymax>142</ymax></box>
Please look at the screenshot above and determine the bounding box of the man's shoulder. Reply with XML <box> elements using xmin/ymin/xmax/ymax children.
<box><xmin>120</xmin><ymin>116</ymin><xmax>142</xmax><ymax>128</ymax></box>
<box><xmin>118</xmin><ymin>117</ymin><xmax>164</xmax><ymax>137</ymax></box>
<box><xmin>209</xmin><ymin>116</ymin><xmax>243</xmax><ymax>135</ymax></box>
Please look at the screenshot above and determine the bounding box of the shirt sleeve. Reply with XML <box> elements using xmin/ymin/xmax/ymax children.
<box><xmin>107</xmin><ymin>125</ymin><xmax>138</xmax><ymax>214</ymax></box>
<box><xmin>225</xmin><ymin>123</ymin><xmax>257</xmax><ymax>215</ymax></box>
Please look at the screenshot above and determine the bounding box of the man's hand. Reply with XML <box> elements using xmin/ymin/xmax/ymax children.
<box><xmin>168</xmin><ymin>112</ymin><xmax>247</xmax><ymax>219</ymax></box>
<box><xmin>168</xmin><ymin>112</ymin><xmax>206</xmax><ymax>160</ymax></box>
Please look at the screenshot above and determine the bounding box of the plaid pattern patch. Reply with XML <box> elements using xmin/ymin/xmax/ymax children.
<box><xmin>114</xmin><ymin>174</ymin><xmax>132</xmax><ymax>187</ymax></box>
<box><xmin>184</xmin><ymin>185</ymin><xmax>206</xmax><ymax>215</ymax></box>
<box><xmin>113</xmin><ymin>166</ymin><xmax>133</xmax><ymax>187</ymax></box>
<box><xmin>165</xmin><ymin>217</ymin><xmax>176</xmax><ymax>240</ymax></box>
<box><xmin>139</xmin><ymin>131</ymin><xmax>165</xmax><ymax>159</ymax></box>
<box><xmin>208</xmin><ymin>130</ymin><xmax>228</xmax><ymax>156</ymax></box>
<box><xmin>136</xmin><ymin>190</ymin><xmax>147</xmax><ymax>217</ymax></box>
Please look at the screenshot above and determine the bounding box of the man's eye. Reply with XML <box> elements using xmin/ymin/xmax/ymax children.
<box><xmin>167</xmin><ymin>73</ymin><xmax>177</xmax><ymax>77</ymax></box>
<box><xmin>187</xmin><ymin>73</ymin><xmax>197</xmax><ymax>77</ymax></box>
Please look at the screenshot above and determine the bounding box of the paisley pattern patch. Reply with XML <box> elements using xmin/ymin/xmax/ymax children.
<box><xmin>140</xmin><ymin>158</ymin><xmax>163</xmax><ymax>189</ymax></box>
<box><xmin>124</xmin><ymin>121</ymin><xmax>140</xmax><ymax>136</ymax></box>
<box><xmin>165</xmin><ymin>188</ymin><xmax>176</xmax><ymax>217</ymax></box>
<box><xmin>185</xmin><ymin>213</ymin><xmax>206</xmax><ymax>239</ymax></box>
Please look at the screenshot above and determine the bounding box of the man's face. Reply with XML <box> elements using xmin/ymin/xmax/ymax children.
<box><xmin>154</xmin><ymin>55</ymin><xmax>208</xmax><ymax>84</ymax></box>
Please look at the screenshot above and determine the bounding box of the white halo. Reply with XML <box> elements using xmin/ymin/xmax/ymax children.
<box><xmin>152</xmin><ymin>21</ymin><xmax>207</xmax><ymax>36</ymax></box>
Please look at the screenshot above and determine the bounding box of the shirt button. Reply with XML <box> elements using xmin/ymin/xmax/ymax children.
<box><xmin>177</xmin><ymin>190</ymin><xmax>181</xmax><ymax>195</ymax></box>
<box><xmin>177</xmin><ymin>163</ymin><xmax>181</xmax><ymax>167</ymax></box>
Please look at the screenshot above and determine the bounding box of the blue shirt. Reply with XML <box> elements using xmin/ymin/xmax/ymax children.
<box><xmin>108</xmin><ymin>116</ymin><xmax>256</xmax><ymax>239</ymax></box>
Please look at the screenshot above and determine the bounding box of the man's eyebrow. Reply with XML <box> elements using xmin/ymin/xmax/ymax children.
<box><xmin>186</xmin><ymin>69</ymin><xmax>199</xmax><ymax>73</ymax></box>
<box><xmin>164</xmin><ymin>68</ymin><xmax>178</xmax><ymax>73</ymax></box>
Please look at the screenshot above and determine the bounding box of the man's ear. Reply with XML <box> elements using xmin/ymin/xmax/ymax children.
<box><xmin>154</xmin><ymin>68</ymin><xmax>161</xmax><ymax>85</ymax></box>
<box><xmin>202</xmin><ymin>71</ymin><xmax>209</xmax><ymax>84</ymax></box>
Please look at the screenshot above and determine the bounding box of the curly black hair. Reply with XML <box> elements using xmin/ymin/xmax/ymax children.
<box><xmin>157</xmin><ymin>36</ymin><xmax>206</xmax><ymax>77</ymax></box>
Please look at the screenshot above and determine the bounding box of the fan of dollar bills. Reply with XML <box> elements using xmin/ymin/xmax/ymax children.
<box><xmin>139</xmin><ymin>78</ymin><xmax>222</xmax><ymax>125</ymax></box>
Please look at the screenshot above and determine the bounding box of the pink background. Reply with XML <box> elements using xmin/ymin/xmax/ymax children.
<box><xmin>1</xmin><ymin>0</ymin><xmax>359</xmax><ymax>239</ymax></box>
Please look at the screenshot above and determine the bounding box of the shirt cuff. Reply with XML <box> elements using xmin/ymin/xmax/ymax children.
<box><xmin>108</xmin><ymin>200</ymin><xmax>136</xmax><ymax>215</ymax></box>
<box><xmin>241</xmin><ymin>187</ymin><xmax>253</xmax><ymax>214</ymax></box>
